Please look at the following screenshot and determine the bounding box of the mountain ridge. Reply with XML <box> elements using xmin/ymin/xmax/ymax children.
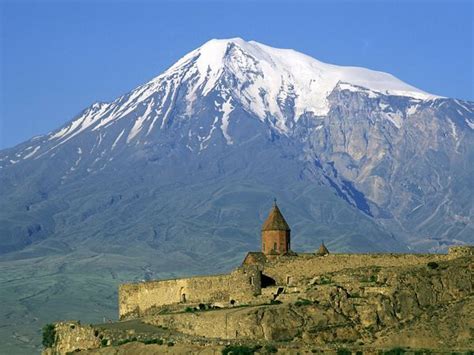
<box><xmin>0</xmin><ymin>37</ymin><xmax>472</xmax><ymax>354</ymax></box>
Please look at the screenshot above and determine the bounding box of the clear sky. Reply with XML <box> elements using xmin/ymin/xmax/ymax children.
<box><xmin>0</xmin><ymin>0</ymin><xmax>472</xmax><ymax>149</ymax></box>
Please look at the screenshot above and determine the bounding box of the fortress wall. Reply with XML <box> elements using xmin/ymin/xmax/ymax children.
<box><xmin>262</xmin><ymin>253</ymin><xmax>449</xmax><ymax>285</ymax></box>
<box><xmin>146</xmin><ymin>304</ymin><xmax>270</xmax><ymax>340</ymax></box>
<box><xmin>119</xmin><ymin>267</ymin><xmax>261</xmax><ymax>319</ymax></box>
<box><xmin>118</xmin><ymin>250</ymin><xmax>468</xmax><ymax>320</ymax></box>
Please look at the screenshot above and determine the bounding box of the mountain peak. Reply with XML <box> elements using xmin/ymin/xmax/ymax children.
<box><xmin>15</xmin><ymin>38</ymin><xmax>445</xmax><ymax>157</ymax></box>
<box><xmin>160</xmin><ymin>38</ymin><xmax>439</xmax><ymax>120</ymax></box>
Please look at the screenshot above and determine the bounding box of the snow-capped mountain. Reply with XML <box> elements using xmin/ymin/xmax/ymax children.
<box><xmin>1</xmin><ymin>38</ymin><xmax>473</xmax><ymax>257</ymax></box>
<box><xmin>6</xmin><ymin>38</ymin><xmax>442</xmax><ymax>160</ymax></box>
<box><xmin>1</xmin><ymin>38</ymin><xmax>473</xmax><ymax>353</ymax></box>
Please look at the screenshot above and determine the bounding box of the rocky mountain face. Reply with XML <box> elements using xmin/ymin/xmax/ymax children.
<box><xmin>0</xmin><ymin>38</ymin><xmax>473</xmax><ymax>353</ymax></box>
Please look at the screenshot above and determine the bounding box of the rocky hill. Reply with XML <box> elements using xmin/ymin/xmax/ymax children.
<box><xmin>42</xmin><ymin>249</ymin><xmax>473</xmax><ymax>354</ymax></box>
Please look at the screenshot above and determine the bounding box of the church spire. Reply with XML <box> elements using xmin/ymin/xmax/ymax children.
<box><xmin>262</xmin><ymin>201</ymin><xmax>291</xmax><ymax>232</ymax></box>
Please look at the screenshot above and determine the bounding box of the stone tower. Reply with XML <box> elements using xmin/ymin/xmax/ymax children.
<box><xmin>261</xmin><ymin>201</ymin><xmax>291</xmax><ymax>255</ymax></box>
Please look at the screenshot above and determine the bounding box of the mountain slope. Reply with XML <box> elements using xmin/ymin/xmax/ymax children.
<box><xmin>0</xmin><ymin>38</ymin><xmax>473</xmax><ymax>353</ymax></box>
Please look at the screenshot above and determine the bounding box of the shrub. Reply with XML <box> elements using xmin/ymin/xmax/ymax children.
<box><xmin>167</xmin><ymin>341</ymin><xmax>174</xmax><ymax>346</ymax></box>
<box><xmin>42</xmin><ymin>324</ymin><xmax>56</xmax><ymax>348</ymax></box>
<box><xmin>319</xmin><ymin>276</ymin><xmax>332</xmax><ymax>285</ymax></box>
<box><xmin>222</xmin><ymin>345</ymin><xmax>258</xmax><ymax>354</ymax></box>
<box><xmin>360</xmin><ymin>275</ymin><xmax>377</xmax><ymax>283</ymax></box>
<box><xmin>383</xmin><ymin>347</ymin><xmax>406</xmax><ymax>355</ymax></box>
<box><xmin>101</xmin><ymin>338</ymin><xmax>108</xmax><ymax>347</ymax></box>
<box><xmin>118</xmin><ymin>338</ymin><xmax>134</xmax><ymax>345</ymax></box>
<box><xmin>270</xmin><ymin>299</ymin><xmax>282</xmax><ymax>305</ymax></box>
<box><xmin>264</xmin><ymin>344</ymin><xmax>278</xmax><ymax>353</ymax></box>
<box><xmin>414</xmin><ymin>350</ymin><xmax>432</xmax><ymax>355</ymax></box>
<box><xmin>142</xmin><ymin>338</ymin><xmax>163</xmax><ymax>345</ymax></box>
<box><xmin>184</xmin><ymin>307</ymin><xmax>194</xmax><ymax>313</ymax></box>
<box><xmin>336</xmin><ymin>349</ymin><xmax>351</xmax><ymax>355</ymax></box>
<box><xmin>427</xmin><ymin>261</ymin><xmax>439</xmax><ymax>269</ymax></box>
<box><xmin>294</xmin><ymin>298</ymin><xmax>312</xmax><ymax>306</ymax></box>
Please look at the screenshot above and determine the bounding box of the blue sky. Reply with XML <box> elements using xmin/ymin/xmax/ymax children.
<box><xmin>1</xmin><ymin>0</ymin><xmax>472</xmax><ymax>149</ymax></box>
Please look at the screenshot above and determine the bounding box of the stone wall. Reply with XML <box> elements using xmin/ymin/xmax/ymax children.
<box><xmin>119</xmin><ymin>266</ymin><xmax>261</xmax><ymax>319</ymax></box>
<box><xmin>261</xmin><ymin>253</ymin><xmax>450</xmax><ymax>286</ymax></box>
<box><xmin>118</xmin><ymin>251</ymin><xmax>460</xmax><ymax>320</ymax></box>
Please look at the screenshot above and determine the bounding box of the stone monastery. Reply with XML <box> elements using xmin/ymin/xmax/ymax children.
<box><xmin>118</xmin><ymin>202</ymin><xmax>473</xmax><ymax>320</ymax></box>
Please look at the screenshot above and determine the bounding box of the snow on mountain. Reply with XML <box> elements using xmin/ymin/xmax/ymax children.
<box><xmin>167</xmin><ymin>38</ymin><xmax>438</xmax><ymax>118</ymax></box>
<box><xmin>35</xmin><ymin>38</ymin><xmax>440</xmax><ymax>152</ymax></box>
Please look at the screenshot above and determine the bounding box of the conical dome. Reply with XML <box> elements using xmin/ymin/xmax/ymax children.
<box><xmin>316</xmin><ymin>242</ymin><xmax>329</xmax><ymax>256</ymax></box>
<box><xmin>262</xmin><ymin>203</ymin><xmax>290</xmax><ymax>231</ymax></box>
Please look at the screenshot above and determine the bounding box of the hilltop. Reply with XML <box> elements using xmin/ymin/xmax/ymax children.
<box><xmin>43</xmin><ymin>247</ymin><xmax>473</xmax><ymax>354</ymax></box>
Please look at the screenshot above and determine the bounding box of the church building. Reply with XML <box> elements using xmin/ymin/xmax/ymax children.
<box><xmin>261</xmin><ymin>201</ymin><xmax>291</xmax><ymax>255</ymax></box>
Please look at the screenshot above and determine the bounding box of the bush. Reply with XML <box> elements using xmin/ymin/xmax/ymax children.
<box><xmin>319</xmin><ymin>276</ymin><xmax>332</xmax><ymax>285</ymax></box>
<box><xmin>167</xmin><ymin>341</ymin><xmax>174</xmax><ymax>346</ymax></box>
<box><xmin>383</xmin><ymin>347</ymin><xmax>406</xmax><ymax>355</ymax></box>
<box><xmin>294</xmin><ymin>299</ymin><xmax>312</xmax><ymax>306</ymax></box>
<box><xmin>264</xmin><ymin>344</ymin><xmax>278</xmax><ymax>353</ymax></box>
<box><xmin>427</xmin><ymin>261</ymin><xmax>439</xmax><ymax>269</ymax></box>
<box><xmin>270</xmin><ymin>300</ymin><xmax>282</xmax><ymax>305</ymax></box>
<box><xmin>360</xmin><ymin>275</ymin><xmax>377</xmax><ymax>283</ymax></box>
<box><xmin>222</xmin><ymin>345</ymin><xmax>258</xmax><ymax>354</ymax></box>
<box><xmin>336</xmin><ymin>349</ymin><xmax>351</xmax><ymax>355</ymax></box>
<box><xmin>142</xmin><ymin>338</ymin><xmax>163</xmax><ymax>345</ymax></box>
<box><xmin>101</xmin><ymin>338</ymin><xmax>108</xmax><ymax>347</ymax></box>
<box><xmin>42</xmin><ymin>323</ymin><xmax>56</xmax><ymax>348</ymax></box>
<box><xmin>184</xmin><ymin>307</ymin><xmax>194</xmax><ymax>312</ymax></box>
